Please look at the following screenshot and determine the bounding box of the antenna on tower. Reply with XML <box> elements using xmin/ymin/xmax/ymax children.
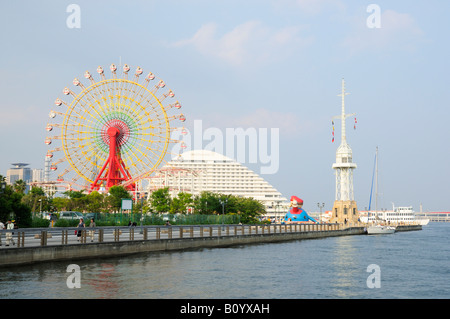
<box><xmin>332</xmin><ymin>78</ymin><xmax>355</xmax><ymax>145</ymax></box>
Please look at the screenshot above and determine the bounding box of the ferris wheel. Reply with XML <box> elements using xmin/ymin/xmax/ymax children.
<box><xmin>45</xmin><ymin>63</ymin><xmax>186</xmax><ymax>192</ymax></box>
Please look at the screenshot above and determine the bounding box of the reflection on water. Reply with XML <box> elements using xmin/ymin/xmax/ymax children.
<box><xmin>332</xmin><ymin>236</ymin><xmax>360</xmax><ymax>298</ymax></box>
<box><xmin>85</xmin><ymin>263</ymin><xmax>119</xmax><ymax>299</ymax></box>
<box><xmin>0</xmin><ymin>224</ymin><xmax>449</xmax><ymax>299</ymax></box>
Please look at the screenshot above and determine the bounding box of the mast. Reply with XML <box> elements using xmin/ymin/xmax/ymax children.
<box><xmin>375</xmin><ymin>146</ymin><xmax>378</xmax><ymax>213</ymax></box>
<box><xmin>338</xmin><ymin>78</ymin><xmax>350</xmax><ymax>144</ymax></box>
<box><xmin>332</xmin><ymin>78</ymin><xmax>357</xmax><ymax>201</ymax></box>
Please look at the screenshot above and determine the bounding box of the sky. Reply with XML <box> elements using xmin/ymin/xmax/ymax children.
<box><xmin>1</xmin><ymin>0</ymin><xmax>449</xmax><ymax>212</ymax></box>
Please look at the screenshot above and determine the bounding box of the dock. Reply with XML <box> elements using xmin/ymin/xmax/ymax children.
<box><xmin>0</xmin><ymin>223</ymin><xmax>421</xmax><ymax>267</ymax></box>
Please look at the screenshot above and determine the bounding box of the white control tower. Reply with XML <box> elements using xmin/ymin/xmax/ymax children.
<box><xmin>330</xmin><ymin>79</ymin><xmax>359</xmax><ymax>224</ymax></box>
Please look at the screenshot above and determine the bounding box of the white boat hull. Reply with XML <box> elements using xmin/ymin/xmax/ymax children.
<box><xmin>367</xmin><ymin>225</ymin><xmax>396</xmax><ymax>235</ymax></box>
<box><xmin>417</xmin><ymin>219</ymin><xmax>430</xmax><ymax>226</ymax></box>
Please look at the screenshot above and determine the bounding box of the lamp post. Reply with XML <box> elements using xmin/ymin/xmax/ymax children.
<box><xmin>219</xmin><ymin>198</ymin><xmax>227</xmax><ymax>230</ymax></box>
<box><xmin>317</xmin><ymin>202</ymin><xmax>325</xmax><ymax>222</ymax></box>
<box><xmin>140</xmin><ymin>197</ymin><xmax>144</xmax><ymax>234</ymax></box>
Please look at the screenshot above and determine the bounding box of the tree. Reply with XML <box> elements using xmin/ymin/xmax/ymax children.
<box><xmin>0</xmin><ymin>180</ymin><xmax>13</xmax><ymax>223</ymax></box>
<box><xmin>149</xmin><ymin>187</ymin><xmax>172</xmax><ymax>213</ymax></box>
<box><xmin>63</xmin><ymin>190</ymin><xmax>85</xmax><ymax>199</ymax></box>
<box><xmin>0</xmin><ymin>175</ymin><xmax>32</xmax><ymax>227</ymax></box>
<box><xmin>21</xmin><ymin>186</ymin><xmax>50</xmax><ymax>213</ymax></box>
<box><xmin>52</xmin><ymin>197</ymin><xmax>69</xmax><ymax>212</ymax></box>
<box><xmin>170</xmin><ymin>192</ymin><xmax>193</xmax><ymax>214</ymax></box>
<box><xmin>191</xmin><ymin>191</ymin><xmax>265</xmax><ymax>223</ymax></box>
<box><xmin>193</xmin><ymin>191</ymin><xmax>222</xmax><ymax>214</ymax></box>
<box><xmin>13</xmin><ymin>179</ymin><xmax>27</xmax><ymax>194</ymax></box>
<box><xmin>236</xmin><ymin>197</ymin><xmax>266</xmax><ymax>224</ymax></box>
<box><xmin>106</xmin><ymin>186</ymin><xmax>132</xmax><ymax>212</ymax></box>
<box><xmin>86</xmin><ymin>191</ymin><xmax>106</xmax><ymax>213</ymax></box>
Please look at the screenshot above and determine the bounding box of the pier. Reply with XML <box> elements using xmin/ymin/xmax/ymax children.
<box><xmin>0</xmin><ymin>223</ymin><xmax>421</xmax><ymax>267</ymax></box>
<box><xmin>416</xmin><ymin>212</ymin><xmax>450</xmax><ymax>222</ymax></box>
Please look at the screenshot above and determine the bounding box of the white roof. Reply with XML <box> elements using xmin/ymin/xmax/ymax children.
<box><xmin>178</xmin><ymin>149</ymin><xmax>231</xmax><ymax>162</ymax></box>
<box><xmin>151</xmin><ymin>149</ymin><xmax>287</xmax><ymax>204</ymax></box>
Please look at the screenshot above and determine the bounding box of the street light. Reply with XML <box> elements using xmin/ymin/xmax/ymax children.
<box><xmin>219</xmin><ymin>198</ymin><xmax>227</xmax><ymax>230</ymax></box>
<box><xmin>140</xmin><ymin>197</ymin><xmax>144</xmax><ymax>234</ymax></box>
<box><xmin>317</xmin><ymin>202</ymin><xmax>325</xmax><ymax>214</ymax></box>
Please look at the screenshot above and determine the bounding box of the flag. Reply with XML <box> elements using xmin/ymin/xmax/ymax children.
<box><xmin>332</xmin><ymin>120</ymin><xmax>335</xmax><ymax>141</ymax></box>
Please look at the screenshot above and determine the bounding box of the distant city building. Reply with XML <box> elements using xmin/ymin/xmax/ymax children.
<box><xmin>147</xmin><ymin>149</ymin><xmax>288</xmax><ymax>219</ymax></box>
<box><xmin>6</xmin><ymin>163</ymin><xmax>32</xmax><ymax>185</ymax></box>
<box><xmin>32</xmin><ymin>169</ymin><xmax>44</xmax><ymax>182</ymax></box>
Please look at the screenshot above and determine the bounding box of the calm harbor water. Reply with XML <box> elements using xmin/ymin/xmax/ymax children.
<box><xmin>0</xmin><ymin>223</ymin><xmax>449</xmax><ymax>299</ymax></box>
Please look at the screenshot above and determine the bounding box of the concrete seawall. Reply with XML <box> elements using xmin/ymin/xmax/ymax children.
<box><xmin>396</xmin><ymin>225</ymin><xmax>422</xmax><ymax>232</ymax></box>
<box><xmin>0</xmin><ymin>227</ymin><xmax>366</xmax><ymax>267</ymax></box>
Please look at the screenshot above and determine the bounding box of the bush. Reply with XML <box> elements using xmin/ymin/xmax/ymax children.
<box><xmin>54</xmin><ymin>219</ymin><xmax>79</xmax><ymax>227</ymax></box>
<box><xmin>31</xmin><ymin>218</ymin><xmax>50</xmax><ymax>228</ymax></box>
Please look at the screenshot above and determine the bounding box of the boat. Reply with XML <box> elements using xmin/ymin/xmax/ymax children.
<box><xmin>360</xmin><ymin>206</ymin><xmax>430</xmax><ymax>225</ymax></box>
<box><xmin>367</xmin><ymin>224</ymin><xmax>396</xmax><ymax>235</ymax></box>
<box><xmin>361</xmin><ymin>147</ymin><xmax>429</xmax><ymax>228</ymax></box>
<box><xmin>364</xmin><ymin>147</ymin><xmax>396</xmax><ymax>235</ymax></box>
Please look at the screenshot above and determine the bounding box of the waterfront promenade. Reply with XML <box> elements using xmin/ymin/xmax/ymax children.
<box><xmin>0</xmin><ymin>223</ymin><xmax>421</xmax><ymax>267</ymax></box>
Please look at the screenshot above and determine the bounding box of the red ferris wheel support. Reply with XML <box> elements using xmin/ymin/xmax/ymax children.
<box><xmin>90</xmin><ymin>126</ymin><xmax>136</xmax><ymax>192</ymax></box>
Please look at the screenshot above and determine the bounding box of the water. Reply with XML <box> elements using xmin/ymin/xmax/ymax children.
<box><xmin>0</xmin><ymin>223</ymin><xmax>449</xmax><ymax>299</ymax></box>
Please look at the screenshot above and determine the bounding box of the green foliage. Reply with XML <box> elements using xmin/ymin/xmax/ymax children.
<box><xmin>52</xmin><ymin>197</ymin><xmax>69</xmax><ymax>211</ymax></box>
<box><xmin>14</xmin><ymin>202</ymin><xmax>32</xmax><ymax>227</ymax></box>
<box><xmin>54</xmin><ymin>219</ymin><xmax>79</xmax><ymax>227</ymax></box>
<box><xmin>149</xmin><ymin>187</ymin><xmax>172</xmax><ymax>213</ymax></box>
<box><xmin>107</xmin><ymin>186</ymin><xmax>132</xmax><ymax>211</ymax></box>
<box><xmin>170</xmin><ymin>192</ymin><xmax>194</xmax><ymax>214</ymax></box>
<box><xmin>63</xmin><ymin>190</ymin><xmax>85</xmax><ymax>199</ymax></box>
<box><xmin>13</xmin><ymin>179</ymin><xmax>27</xmax><ymax>194</ymax></box>
<box><xmin>1</xmin><ymin>173</ymin><xmax>265</xmax><ymax>227</ymax></box>
<box><xmin>31</xmin><ymin>218</ymin><xmax>51</xmax><ymax>228</ymax></box>
<box><xmin>86</xmin><ymin>191</ymin><xmax>106</xmax><ymax>213</ymax></box>
<box><xmin>0</xmin><ymin>175</ymin><xmax>32</xmax><ymax>227</ymax></box>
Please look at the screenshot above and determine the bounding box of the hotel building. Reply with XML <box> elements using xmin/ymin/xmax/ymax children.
<box><xmin>146</xmin><ymin>149</ymin><xmax>288</xmax><ymax>219</ymax></box>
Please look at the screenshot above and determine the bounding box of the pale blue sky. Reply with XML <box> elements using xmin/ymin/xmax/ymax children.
<box><xmin>1</xmin><ymin>1</ymin><xmax>449</xmax><ymax>212</ymax></box>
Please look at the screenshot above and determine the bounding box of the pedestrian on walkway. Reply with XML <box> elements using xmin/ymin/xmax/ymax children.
<box><xmin>0</xmin><ymin>220</ymin><xmax>4</xmax><ymax>246</ymax></box>
<box><xmin>88</xmin><ymin>218</ymin><xmax>96</xmax><ymax>242</ymax></box>
<box><xmin>5</xmin><ymin>220</ymin><xmax>15</xmax><ymax>246</ymax></box>
<box><xmin>77</xmin><ymin>218</ymin><xmax>85</xmax><ymax>242</ymax></box>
